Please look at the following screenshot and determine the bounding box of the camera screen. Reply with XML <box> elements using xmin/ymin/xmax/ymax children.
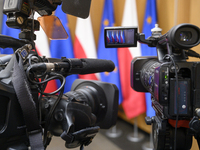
<box><xmin>104</xmin><ymin>27</ymin><xmax>138</xmax><ymax>48</ymax></box>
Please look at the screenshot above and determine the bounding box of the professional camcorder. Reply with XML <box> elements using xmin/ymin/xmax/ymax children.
<box><xmin>0</xmin><ymin>0</ymin><xmax>119</xmax><ymax>150</ymax></box>
<box><xmin>105</xmin><ymin>24</ymin><xmax>200</xmax><ymax>150</ymax></box>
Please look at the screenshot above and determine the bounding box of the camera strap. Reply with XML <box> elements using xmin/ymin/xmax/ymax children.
<box><xmin>12</xmin><ymin>54</ymin><xmax>44</xmax><ymax>150</ymax></box>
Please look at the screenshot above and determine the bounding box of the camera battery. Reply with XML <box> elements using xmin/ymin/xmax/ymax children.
<box><xmin>169</xmin><ymin>78</ymin><xmax>191</xmax><ymax>117</ymax></box>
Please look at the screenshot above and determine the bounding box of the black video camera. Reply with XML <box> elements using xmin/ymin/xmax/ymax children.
<box><xmin>105</xmin><ymin>24</ymin><xmax>200</xmax><ymax>150</ymax></box>
<box><xmin>0</xmin><ymin>0</ymin><xmax>119</xmax><ymax>150</ymax></box>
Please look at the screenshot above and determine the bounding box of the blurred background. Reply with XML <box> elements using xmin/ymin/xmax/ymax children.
<box><xmin>0</xmin><ymin>0</ymin><xmax>200</xmax><ymax>149</ymax></box>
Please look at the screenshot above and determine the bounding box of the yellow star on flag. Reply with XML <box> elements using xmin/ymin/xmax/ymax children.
<box><xmin>104</xmin><ymin>72</ymin><xmax>110</xmax><ymax>76</ymax></box>
<box><xmin>104</xmin><ymin>67</ymin><xmax>118</xmax><ymax>76</ymax></box>
<box><xmin>146</xmin><ymin>16</ymin><xmax>152</xmax><ymax>24</ymax></box>
<box><xmin>104</xmin><ymin>19</ymin><xmax>109</xmax><ymax>26</ymax></box>
<box><xmin>113</xmin><ymin>66</ymin><xmax>118</xmax><ymax>72</ymax></box>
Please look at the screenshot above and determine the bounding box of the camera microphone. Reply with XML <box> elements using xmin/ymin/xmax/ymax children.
<box><xmin>29</xmin><ymin>58</ymin><xmax>115</xmax><ymax>74</ymax></box>
<box><xmin>70</xmin><ymin>58</ymin><xmax>115</xmax><ymax>74</ymax></box>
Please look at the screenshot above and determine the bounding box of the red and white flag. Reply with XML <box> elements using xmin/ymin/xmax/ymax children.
<box><xmin>118</xmin><ymin>0</ymin><xmax>146</xmax><ymax>119</ymax></box>
<box><xmin>34</xmin><ymin>13</ymin><xmax>57</xmax><ymax>93</ymax></box>
<box><xmin>74</xmin><ymin>16</ymin><xmax>99</xmax><ymax>80</ymax></box>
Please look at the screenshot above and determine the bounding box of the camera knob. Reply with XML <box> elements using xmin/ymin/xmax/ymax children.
<box><xmin>151</xmin><ymin>24</ymin><xmax>162</xmax><ymax>32</ymax></box>
<box><xmin>195</xmin><ymin>108</ymin><xmax>200</xmax><ymax>117</ymax></box>
<box><xmin>54</xmin><ymin>110</ymin><xmax>64</xmax><ymax>121</ymax></box>
<box><xmin>145</xmin><ymin>116</ymin><xmax>154</xmax><ymax>125</ymax></box>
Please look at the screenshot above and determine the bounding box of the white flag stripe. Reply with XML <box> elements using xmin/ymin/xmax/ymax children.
<box><xmin>34</xmin><ymin>12</ymin><xmax>51</xmax><ymax>57</ymax></box>
<box><xmin>122</xmin><ymin>0</ymin><xmax>141</xmax><ymax>58</ymax></box>
<box><xmin>75</xmin><ymin>16</ymin><xmax>97</xmax><ymax>58</ymax></box>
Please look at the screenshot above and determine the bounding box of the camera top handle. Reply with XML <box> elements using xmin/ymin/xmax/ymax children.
<box><xmin>0</xmin><ymin>34</ymin><xmax>32</xmax><ymax>51</ymax></box>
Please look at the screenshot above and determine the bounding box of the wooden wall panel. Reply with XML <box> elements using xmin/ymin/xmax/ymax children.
<box><xmin>176</xmin><ymin>0</ymin><xmax>190</xmax><ymax>24</ymax></box>
<box><xmin>189</xmin><ymin>0</ymin><xmax>200</xmax><ymax>61</ymax></box>
<box><xmin>157</xmin><ymin>0</ymin><xmax>175</xmax><ymax>34</ymax></box>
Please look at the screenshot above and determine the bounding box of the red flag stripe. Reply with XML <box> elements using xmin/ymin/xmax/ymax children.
<box><xmin>74</xmin><ymin>36</ymin><xmax>98</xmax><ymax>80</ymax></box>
<box><xmin>118</xmin><ymin>47</ymin><xmax>146</xmax><ymax>119</ymax></box>
<box><xmin>74</xmin><ymin>36</ymin><xmax>87</xmax><ymax>58</ymax></box>
<box><xmin>35</xmin><ymin>46</ymin><xmax>42</xmax><ymax>56</ymax></box>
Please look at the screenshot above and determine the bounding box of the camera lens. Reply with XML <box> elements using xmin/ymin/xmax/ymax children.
<box><xmin>180</xmin><ymin>31</ymin><xmax>192</xmax><ymax>42</ymax></box>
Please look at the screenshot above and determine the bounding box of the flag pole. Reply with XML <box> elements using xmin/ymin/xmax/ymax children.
<box><xmin>127</xmin><ymin>117</ymin><xmax>144</xmax><ymax>142</ymax></box>
<box><xmin>142</xmin><ymin>129</ymin><xmax>153</xmax><ymax>150</ymax></box>
<box><xmin>106</xmin><ymin>125</ymin><xmax>122</xmax><ymax>138</ymax></box>
<box><xmin>174</xmin><ymin>0</ymin><xmax>178</xmax><ymax>26</ymax></box>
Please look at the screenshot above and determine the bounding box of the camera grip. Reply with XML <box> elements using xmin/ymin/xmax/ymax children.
<box><xmin>0</xmin><ymin>34</ymin><xmax>28</xmax><ymax>50</ymax></box>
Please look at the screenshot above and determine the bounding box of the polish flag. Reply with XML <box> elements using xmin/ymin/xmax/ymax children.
<box><xmin>118</xmin><ymin>0</ymin><xmax>146</xmax><ymax>119</ymax></box>
<box><xmin>74</xmin><ymin>16</ymin><xmax>99</xmax><ymax>80</ymax></box>
<box><xmin>34</xmin><ymin>13</ymin><xmax>57</xmax><ymax>93</ymax></box>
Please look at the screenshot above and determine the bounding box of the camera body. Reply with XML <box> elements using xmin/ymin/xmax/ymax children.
<box><xmin>132</xmin><ymin>57</ymin><xmax>200</xmax><ymax>120</ymax></box>
<box><xmin>105</xmin><ymin>23</ymin><xmax>200</xmax><ymax>149</ymax></box>
<box><xmin>0</xmin><ymin>47</ymin><xmax>118</xmax><ymax>149</ymax></box>
<box><xmin>131</xmin><ymin>24</ymin><xmax>200</xmax><ymax>120</ymax></box>
<box><xmin>105</xmin><ymin>23</ymin><xmax>200</xmax><ymax>120</ymax></box>
<box><xmin>0</xmin><ymin>75</ymin><xmax>118</xmax><ymax>136</ymax></box>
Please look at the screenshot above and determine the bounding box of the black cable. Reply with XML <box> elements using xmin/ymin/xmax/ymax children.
<box><xmin>28</xmin><ymin>53</ymin><xmax>43</xmax><ymax>65</ymax></box>
<box><xmin>43</xmin><ymin>79</ymin><xmax>65</xmax><ymax>147</ymax></box>
<box><xmin>40</xmin><ymin>73</ymin><xmax>66</xmax><ymax>95</ymax></box>
<box><xmin>26</xmin><ymin>67</ymin><xmax>66</xmax><ymax>95</ymax></box>
<box><xmin>27</xmin><ymin>54</ymin><xmax>47</xmax><ymax>79</ymax></box>
<box><xmin>37</xmin><ymin>72</ymin><xmax>66</xmax><ymax>147</ymax></box>
<box><xmin>38</xmin><ymin>93</ymin><xmax>43</xmax><ymax>124</ymax></box>
<box><xmin>164</xmin><ymin>43</ymin><xmax>179</xmax><ymax>150</ymax></box>
<box><xmin>26</xmin><ymin>64</ymin><xmax>66</xmax><ymax>125</ymax></box>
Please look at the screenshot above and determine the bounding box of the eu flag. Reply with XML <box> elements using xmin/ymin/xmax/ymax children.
<box><xmin>1</xmin><ymin>14</ymin><xmax>21</xmax><ymax>54</ymax></box>
<box><xmin>97</xmin><ymin>0</ymin><xmax>122</xmax><ymax>104</ymax></box>
<box><xmin>141</xmin><ymin>0</ymin><xmax>157</xmax><ymax>117</ymax></box>
<box><xmin>50</xmin><ymin>5</ymin><xmax>78</xmax><ymax>93</ymax></box>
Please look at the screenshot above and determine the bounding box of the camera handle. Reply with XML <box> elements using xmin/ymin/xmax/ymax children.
<box><xmin>46</xmin><ymin>94</ymin><xmax>100</xmax><ymax>149</ymax></box>
<box><xmin>61</xmin><ymin>126</ymin><xmax>100</xmax><ymax>149</ymax></box>
<box><xmin>0</xmin><ymin>35</ymin><xmax>31</xmax><ymax>50</ymax></box>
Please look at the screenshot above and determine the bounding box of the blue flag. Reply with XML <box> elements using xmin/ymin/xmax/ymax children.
<box><xmin>50</xmin><ymin>5</ymin><xmax>78</xmax><ymax>93</ymax></box>
<box><xmin>1</xmin><ymin>14</ymin><xmax>21</xmax><ymax>54</ymax></box>
<box><xmin>141</xmin><ymin>0</ymin><xmax>157</xmax><ymax>117</ymax></box>
<box><xmin>97</xmin><ymin>0</ymin><xmax>122</xmax><ymax>104</ymax></box>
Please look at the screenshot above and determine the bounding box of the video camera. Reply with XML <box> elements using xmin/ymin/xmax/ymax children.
<box><xmin>0</xmin><ymin>0</ymin><xmax>119</xmax><ymax>150</ymax></box>
<box><xmin>105</xmin><ymin>24</ymin><xmax>200</xmax><ymax>150</ymax></box>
